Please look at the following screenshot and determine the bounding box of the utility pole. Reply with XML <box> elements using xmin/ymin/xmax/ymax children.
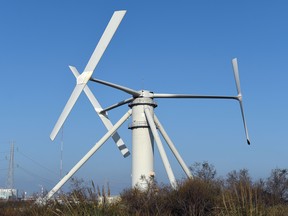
<box><xmin>7</xmin><ymin>141</ymin><xmax>14</xmax><ymax>189</ymax></box>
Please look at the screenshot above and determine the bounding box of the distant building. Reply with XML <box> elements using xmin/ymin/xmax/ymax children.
<box><xmin>0</xmin><ymin>188</ymin><xmax>18</xmax><ymax>200</ymax></box>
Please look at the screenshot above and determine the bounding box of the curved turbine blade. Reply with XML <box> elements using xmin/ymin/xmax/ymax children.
<box><xmin>232</xmin><ymin>58</ymin><xmax>250</xmax><ymax>145</ymax></box>
<box><xmin>50</xmin><ymin>11</ymin><xmax>126</xmax><ymax>141</ymax></box>
<box><xmin>69</xmin><ymin>66</ymin><xmax>130</xmax><ymax>157</ymax></box>
<box><xmin>232</xmin><ymin>58</ymin><xmax>241</xmax><ymax>95</ymax></box>
<box><xmin>239</xmin><ymin>100</ymin><xmax>250</xmax><ymax>144</ymax></box>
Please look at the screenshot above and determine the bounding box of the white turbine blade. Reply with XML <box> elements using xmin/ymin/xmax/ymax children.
<box><xmin>50</xmin><ymin>11</ymin><xmax>126</xmax><ymax>141</ymax></box>
<box><xmin>50</xmin><ymin>83</ymin><xmax>85</xmax><ymax>141</ymax></box>
<box><xmin>239</xmin><ymin>100</ymin><xmax>250</xmax><ymax>145</ymax></box>
<box><xmin>232</xmin><ymin>58</ymin><xmax>250</xmax><ymax>145</ymax></box>
<box><xmin>84</xmin><ymin>10</ymin><xmax>126</xmax><ymax>74</ymax></box>
<box><xmin>232</xmin><ymin>58</ymin><xmax>241</xmax><ymax>95</ymax></box>
<box><xmin>69</xmin><ymin>66</ymin><xmax>130</xmax><ymax>157</ymax></box>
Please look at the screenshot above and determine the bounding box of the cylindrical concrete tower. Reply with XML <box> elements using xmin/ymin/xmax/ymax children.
<box><xmin>129</xmin><ymin>92</ymin><xmax>157</xmax><ymax>189</ymax></box>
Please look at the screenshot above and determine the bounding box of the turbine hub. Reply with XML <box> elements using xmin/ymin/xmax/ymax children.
<box><xmin>128</xmin><ymin>97</ymin><xmax>157</xmax><ymax>108</ymax></box>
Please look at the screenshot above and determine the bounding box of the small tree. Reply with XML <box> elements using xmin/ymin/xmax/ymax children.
<box><xmin>266</xmin><ymin>168</ymin><xmax>288</xmax><ymax>201</ymax></box>
<box><xmin>189</xmin><ymin>161</ymin><xmax>217</xmax><ymax>181</ymax></box>
<box><xmin>226</xmin><ymin>168</ymin><xmax>252</xmax><ymax>188</ymax></box>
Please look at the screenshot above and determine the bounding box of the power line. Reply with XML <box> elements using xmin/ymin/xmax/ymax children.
<box><xmin>17</xmin><ymin>149</ymin><xmax>58</xmax><ymax>177</ymax></box>
<box><xmin>2</xmin><ymin>142</ymin><xmax>58</xmax><ymax>190</ymax></box>
<box><xmin>17</xmin><ymin>164</ymin><xmax>55</xmax><ymax>185</ymax></box>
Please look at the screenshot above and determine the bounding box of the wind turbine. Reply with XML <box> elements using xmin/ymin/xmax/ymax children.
<box><xmin>44</xmin><ymin>10</ymin><xmax>250</xmax><ymax>201</ymax></box>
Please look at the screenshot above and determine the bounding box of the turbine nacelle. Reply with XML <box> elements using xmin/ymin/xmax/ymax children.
<box><xmin>139</xmin><ymin>90</ymin><xmax>154</xmax><ymax>98</ymax></box>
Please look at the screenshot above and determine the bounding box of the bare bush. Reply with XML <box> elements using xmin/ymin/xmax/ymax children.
<box><xmin>266</xmin><ymin>168</ymin><xmax>288</xmax><ymax>202</ymax></box>
<box><xmin>1</xmin><ymin>164</ymin><xmax>288</xmax><ymax>215</ymax></box>
<box><xmin>190</xmin><ymin>161</ymin><xmax>217</xmax><ymax>182</ymax></box>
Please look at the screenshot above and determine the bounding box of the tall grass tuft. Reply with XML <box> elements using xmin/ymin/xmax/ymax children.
<box><xmin>220</xmin><ymin>180</ymin><xmax>266</xmax><ymax>215</ymax></box>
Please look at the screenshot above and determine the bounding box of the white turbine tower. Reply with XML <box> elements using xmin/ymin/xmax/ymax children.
<box><xmin>43</xmin><ymin>10</ymin><xmax>250</xmax><ymax>201</ymax></box>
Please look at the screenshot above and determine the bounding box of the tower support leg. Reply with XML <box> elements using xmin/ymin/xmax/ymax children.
<box><xmin>154</xmin><ymin>114</ymin><xmax>193</xmax><ymax>179</ymax></box>
<box><xmin>38</xmin><ymin>110</ymin><xmax>132</xmax><ymax>203</ymax></box>
<box><xmin>144</xmin><ymin>107</ymin><xmax>177</xmax><ymax>189</ymax></box>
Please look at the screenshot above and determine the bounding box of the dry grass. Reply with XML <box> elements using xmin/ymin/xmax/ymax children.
<box><xmin>1</xmin><ymin>166</ymin><xmax>288</xmax><ymax>216</ymax></box>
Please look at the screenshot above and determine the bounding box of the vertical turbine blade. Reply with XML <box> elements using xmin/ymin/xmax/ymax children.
<box><xmin>232</xmin><ymin>58</ymin><xmax>242</xmax><ymax>95</ymax></box>
<box><xmin>232</xmin><ymin>58</ymin><xmax>250</xmax><ymax>145</ymax></box>
<box><xmin>239</xmin><ymin>100</ymin><xmax>250</xmax><ymax>145</ymax></box>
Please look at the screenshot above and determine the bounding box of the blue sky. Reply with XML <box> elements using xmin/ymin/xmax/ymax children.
<box><xmin>0</xmin><ymin>1</ymin><xmax>287</xmax><ymax>195</ymax></box>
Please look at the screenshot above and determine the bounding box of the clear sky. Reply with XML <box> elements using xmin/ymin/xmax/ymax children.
<box><xmin>0</xmin><ymin>1</ymin><xmax>287</xmax><ymax>196</ymax></box>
